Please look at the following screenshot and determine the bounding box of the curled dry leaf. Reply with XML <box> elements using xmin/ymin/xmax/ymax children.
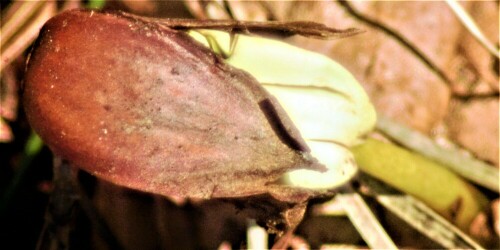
<box><xmin>23</xmin><ymin>9</ymin><xmax>349</xmax><ymax>229</ymax></box>
<box><xmin>119</xmin><ymin>11</ymin><xmax>362</xmax><ymax>40</ymax></box>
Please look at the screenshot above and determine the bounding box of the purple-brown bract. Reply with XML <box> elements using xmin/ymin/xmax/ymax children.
<box><xmin>23</xmin><ymin>9</ymin><xmax>334</xmax><ymax>206</ymax></box>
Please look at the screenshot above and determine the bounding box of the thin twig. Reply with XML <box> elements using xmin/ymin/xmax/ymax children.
<box><xmin>445</xmin><ymin>0</ymin><xmax>499</xmax><ymax>59</ymax></box>
<box><xmin>359</xmin><ymin>174</ymin><xmax>485</xmax><ymax>249</ymax></box>
<box><xmin>336</xmin><ymin>192</ymin><xmax>398</xmax><ymax>249</ymax></box>
<box><xmin>1</xmin><ymin>1</ymin><xmax>44</xmax><ymax>48</ymax></box>
<box><xmin>247</xmin><ymin>219</ymin><xmax>269</xmax><ymax>249</ymax></box>
<box><xmin>221</xmin><ymin>0</ymin><xmax>236</xmax><ymax>20</ymax></box>
<box><xmin>336</xmin><ymin>1</ymin><xmax>453</xmax><ymax>89</ymax></box>
<box><xmin>36</xmin><ymin>157</ymin><xmax>78</xmax><ymax>250</ymax></box>
<box><xmin>1</xmin><ymin>1</ymin><xmax>55</xmax><ymax>72</ymax></box>
<box><xmin>121</xmin><ymin>11</ymin><xmax>362</xmax><ymax>40</ymax></box>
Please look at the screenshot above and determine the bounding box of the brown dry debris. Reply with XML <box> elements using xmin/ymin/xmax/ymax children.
<box><xmin>447</xmin><ymin>98</ymin><xmax>499</xmax><ymax>166</ymax></box>
<box><xmin>452</xmin><ymin>1</ymin><xmax>499</xmax><ymax>94</ymax></box>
